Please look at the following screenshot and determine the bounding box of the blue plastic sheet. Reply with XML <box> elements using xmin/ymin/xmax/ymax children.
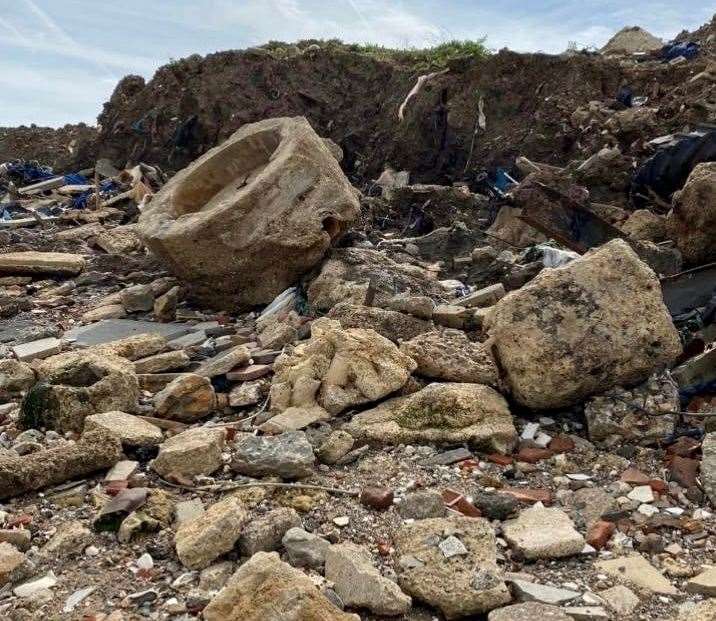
<box><xmin>662</xmin><ymin>42</ymin><xmax>699</xmax><ymax>61</ymax></box>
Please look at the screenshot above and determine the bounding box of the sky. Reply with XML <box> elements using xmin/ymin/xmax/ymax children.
<box><xmin>0</xmin><ymin>0</ymin><xmax>713</xmax><ymax>128</ymax></box>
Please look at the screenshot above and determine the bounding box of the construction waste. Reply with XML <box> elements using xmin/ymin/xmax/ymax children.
<box><xmin>0</xmin><ymin>15</ymin><xmax>715</xmax><ymax>621</ymax></box>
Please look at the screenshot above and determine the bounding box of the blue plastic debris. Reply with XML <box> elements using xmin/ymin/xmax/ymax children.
<box><xmin>661</xmin><ymin>42</ymin><xmax>699</xmax><ymax>62</ymax></box>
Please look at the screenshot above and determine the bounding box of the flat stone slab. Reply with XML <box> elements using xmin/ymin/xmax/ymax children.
<box><xmin>64</xmin><ymin>319</ymin><xmax>194</xmax><ymax>347</ymax></box>
<box><xmin>12</xmin><ymin>337</ymin><xmax>62</xmax><ymax>362</ymax></box>
<box><xmin>0</xmin><ymin>251</ymin><xmax>86</xmax><ymax>276</ymax></box>
<box><xmin>596</xmin><ymin>554</ymin><xmax>677</xmax><ymax>595</ymax></box>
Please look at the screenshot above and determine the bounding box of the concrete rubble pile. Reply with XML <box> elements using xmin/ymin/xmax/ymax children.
<box><xmin>0</xmin><ymin>16</ymin><xmax>715</xmax><ymax>621</ymax></box>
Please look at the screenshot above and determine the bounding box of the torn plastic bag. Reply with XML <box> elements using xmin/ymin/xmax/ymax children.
<box><xmin>630</xmin><ymin>131</ymin><xmax>716</xmax><ymax>207</ymax></box>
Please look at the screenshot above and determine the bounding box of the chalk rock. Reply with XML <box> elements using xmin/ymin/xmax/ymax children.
<box><xmin>138</xmin><ymin>117</ymin><xmax>360</xmax><ymax>309</ymax></box>
<box><xmin>485</xmin><ymin>239</ymin><xmax>681</xmax><ymax>409</ymax></box>
<box><xmin>344</xmin><ymin>382</ymin><xmax>516</xmax><ymax>453</ymax></box>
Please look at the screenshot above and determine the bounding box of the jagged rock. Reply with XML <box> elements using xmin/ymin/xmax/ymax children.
<box><xmin>584</xmin><ymin>373</ymin><xmax>678</xmax><ymax>444</ymax></box>
<box><xmin>82</xmin><ymin>304</ymin><xmax>127</xmax><ymax>322</ymax></box>
<box><xmin>84</xmin><ymin>411</ymin><xmax>163</xmax><ymax>448</ymax></box>
<box><xmin>152</xmin><ymin>428</ymin><xmax>225</xmax><ymax>478</ymax></box>
<box><xmin>307</xmin><ymin>247</ymin><xmax>446</xmax><ymax>312</ymax></box>
<box><xmin>175</xmin><ymin>496</ymin><xmax>247</xmax><ymax>569</ymax></box>
<box><xmin>199</xmin><ymin>561</ymin><xmax>236</xmax><ymax>593</ymax></box>
<box><xmin>21</xmin><ymin>351</ymin><xmax>139</xmax><ymax>434</ymax></box>
<box><xmin>270</xmin><ymin>318</ymin><xmax>416</xmax><ymax>418</ymax></box>
<box><xmin>194</xmin><ymin>345</ymin><xmax>251</xmax><ymax>378</ymax></box>
<box><xmin>398</xmin><ymin>490</ymin><xmax>446</xmax><ymax>519</ymax></box>
<box><xmin>600</xmin><ymin>585</ymin><xmax>640</xmax><ymax>615</ymax></box>
<box><xmin>667</xmin><ymin>162</ymin><xmax>716</xmax><ymax>265</ymax></box>
<box><xmin>282</xmin><ymin>527</ymin><xmax>331</xmax><ymax>569</ymax></box>
<box><xmin>486</xmin><ymin>205</ymin><xmax>547</xmax><ymax>248</ymax></box>
<box><xmin>388</xmin><ymin>294</ymin><xmax>435</xmax><ymax>319</ymax></box>
<box><xmin>679</xmin><ymin>600</ymin><xmax>716</xmax><ymax>621</ymax></box>
<box><xmin>488</xmin><ymin>602</ymin><xmax>572</xmax><ymax>621</ymax></box>
<box><xmin>133</xmin><ymin>350</ymin><xmax>190</xmax><ymax>374</ymax></box>
<box><xmin>400</xmin><ymin>330</ymin><xmax>498</xmax><ymax>385</ymax></box>
<box><xmin>325</xmin><ymin>542</ymin><xmax>412</xmax><ymax>615</ymax></box>
<box><xmin>327</xmin><ymin>302</ymin><xmax>433</xmax><ymax>343</ymax></box>
<box><xmin>138</xmin><ymin>117</ymin><xmax>360</xmax><ymax>309</ymax></box>
<box><xmin>344</xmin><ymin>382</ymin><xmax>516</xmax><ymax>453</ymax></box>
<box><xmin>120</xmin><ymin>284</ymin><xmax>154</xmax><ymax>312</ymax></box>
<box><xmin>485</xmin><ymin>239</ymin><xmax>681</xmax><ymax>409</ymax></box>
<box><xmin>203</xmin><ymin>551</ymin><xmax>359</xmax><ymax>620</ymax></box>
<box><xmin>154</xmin><ymin>285</ymin><xmax>179</xmax><ymax>322</ymax></box>
<box><xmin>503</xmin><ymin>503</ymin><xmax>585</xmax><ymax>559</ymax></box>
<box><xmin>703</xmin><ymin>432</ymin><xmax>716</xmax><ymax>505</ymax></box>
<box><xmin>0</xmin><ymin>360</ymin><xmax>35</xmax><ymax>393</ymax></box>
<box><xmin>153</xmin><ymin>374</ymin><xmax>216</xmax><ymax>421</ymax></box>
<box><xmin>228</xmin><ymin>379</ymin><xmax>266</xmax><ymax>407</ymax></box>
<box><xmin>40</xmin><ymin>521</ymin><xmax>92</xmax><ymax>558</ymax></box>
<box><xmin>0</xmin><ymin>542</ymin><xmax>33</xmax><ymax>586</ymax></box>
<box><xmin>316</xmin><ymin>430</ymin><xmax>355</xmax><ymax>464</ymax></box>
<box><xmin>231</xmin><ymin>431</ymin><xmax>315</xmax><ymax>479</ymax></box>
<box><xmin>622</xmin><ymin>209</ymin><xmax>666</xmax><ymax>242</ymax></box>
<box><xmin>89</xmin><ymin>333</ymin><xmax>167</xmax><ymax>361</ymax></box>
<box><xmin>394</xmin><ymin>516</ymin><xmax>510</xmax><ymax>619</ymax></box>
<box><xmin>239</xmin><ymin>507</ymin><xmax>301</xmax><ymax>556</ymax></box>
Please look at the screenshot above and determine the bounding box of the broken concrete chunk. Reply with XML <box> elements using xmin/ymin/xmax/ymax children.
<box><xmin>153</xmin><ymin>373</ymin><xmax>216</xmax><ymax>421</ymax></box>
<box><xmin>175</xmin><ymin>496</ymin><xmax>247</xmax><ymax>569</ymax></box>
<box><xmin>40</xmin><ymin>521</ymin><xmax>92</xmax><ymax>559</ymax></box>
<box><xmin>0</xmin><ymin>542</ymin><xmax>33</xmax><ymax>587</ymax></box>
<box><xmin>596</xmin><ymin>554</ymin><xmax>677</xmax><ymax>595</ymax></box>
<box><xmin>0</xmin><ymin>251</ymin><xmax>86</xmax><ymax>276</ymax></box>
<box><xmin>702</xmin><ymin>432</ymin><xmax>716</xmax><ymax>505</ymax></box>
<box><xmin>327</xmin><ymin>302</ymin><xmax>434</xmax><ymax>343</ymax></box>
<box><xmin>667</xmin><ymin>162</ymin><xmax>716</xmax><ymax>265</ymax></box>
<box><xmin>394</xmin><ymin>516</ymin><xmax>510</xmax><ymax>619</ymax></box>
<box><xmin>485</xmin><ymin>239</ymin><xmax>681</xmax><ymax>409</ymax></box>
<box><xmin>121</xmin><ymin>283</ymin><xmax>155</xmax><ymax>313</ymax></box>
<box><xmin>138</xmin><ymin>116</ymin><xmax>360</xmax><ymax>310</ymax></box>
<box><xmin>0</xmin><ymin>429</ymin><xmax>121</xmax><ymax>499</ymax></box>
<box><xmin>0</xmin><ymin>360</ymin><xmax>36</xmax><ymax>393</ymax></box>
<box><xmin>21</xmin><ymin>351</ymin><xmax>139</xmax><ymax>434</ymax></box>
<box><xmin>152</xmin><ymin>427</ymin><xmax>225</xmax><ymax>479</ymax></box>
<box><xmin>84</xmin><ymin>411</ymin><xmax>163</xmax><ymax>448</ymax></box>
<box><xmin>194</xmin><ymin>345</ymin><xmax>251</xmax><ymax>378</ymax></box>
<box><xmin>231</xmin><ymin>431</ymin><xmax>314</xmax><ymax>479</ymax></box>
<box><xmin>325</xmin><ymin>542</ymin><xmax>412</xmax><ymax>616</ymax></box>
<box><xmin>133</xmin><ymin>349</ymin><xmax>190</xmax><ymax>374</ymax></box>
<box><xmin>503</xmin><ymin>503</ymin><xmax>585</xmax><ymax>560</ymax></box>
<box><xmin>239</xmin><ymin>507</ymin><xmax>301</xmax><ymax>556</ymax></box>
<box><xmin>400</xmin><ymin>329</ymin><xmax>498</xmax><ymax>385</ymax></box>
<box><xmin>202</xmin><ymin>551</ymin><xmax>358</xmax><ymax>620</ymax></box>
<box><xmin>387</xmin><ymin>294</ymin><xmax>435</xmax><ymax>319</ymax></box>
<box><xmin>344</xmin><ymin>382</ymin><xmax>516</xmax><ymax>453</ymax></box>
<box><xmin>488</xmin><ymin>602</ymin><xmax>572</xmax><ymax>621</ymax></box>
<box><xmin>282</xmin><ymin>527</ymin><xmax>331</xmax><ymax>569</ymax></box>
<box><xmin>270</xmin><ymin>318</ymin><xmax>416</xmax><ymax>416</ymax></box>
<box><xmin>11</xmin><ymin>337</ymin><xmax>62</xmax><ymax>363</ymax></box>
<box><xmin>89</xmin><ymin>333</ymin><xmax>168</xmax><ymax>361</ymax></box>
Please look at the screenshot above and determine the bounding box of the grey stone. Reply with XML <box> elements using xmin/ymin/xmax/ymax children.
<box><xmin>12</xmin><ymin>337</ymin><xmax>61</xmax><ymax>362</ymax></box>
<box><xmin>64</xmin><ymin>319</ymin><xmax>193</xmax><ymax>347</ymax></box>
<box><xmin>398</xmin><ymin>490</ymin><xmax>446</xmax><ymax>520</ymax></box>
<box><xmin>231</xmin><ymin>431</ymin><xmax>315</xmax><ymax>479</ymax></box>
<box><xmin>121</xmin><ymin>284</ymin><xmax>155</xmax><ymax>313</ymax></box>
<box><xmin>503</xmin><ymin>504</ymin><xmax>585</xmax><ymax>560</ymax></box>
<box><xmin>702</xmin><ymin>432</ymin><xmax>716</xmax><ymax>505</ymax></box>
<box><xmin>282</xmin><ymin>527</ymin><xmax>331</xmax><ymax>569</ymax></box>
<box><xmin>600</xmin><ymin>585</ymin><xmax>640</xmax><ymax>615</ymax></box>
<box><xmin>488</xmin><ymin>602</ymin><xmax>572</xmax><ymax>621</ymax></box>
<box><xmin>325</xmin><ymin>542</ymin><xmax>411</xmax><ymax>616</ymax></box>
<box><xmin>239</xmin><ymin>507</ymin><xmax>301</xmax><ymax>556</ymax></box>
<box><xmin>508</xmin><ymin>578</ymin><xmax>580</xmax><ymax>605</ymax></box>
